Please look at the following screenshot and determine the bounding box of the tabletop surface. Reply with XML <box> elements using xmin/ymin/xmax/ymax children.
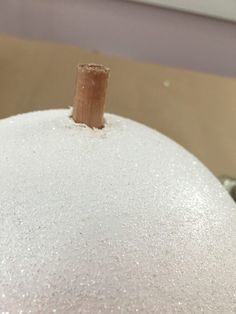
<box><xmin>0</xmin><ymin>35</ymin><xmax>236</xmax><ymax>176</ymax></box>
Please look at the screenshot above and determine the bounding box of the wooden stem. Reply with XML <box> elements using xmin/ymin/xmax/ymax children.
<box><xmin>72</xmin><ymin>63</ymin><xmax>110</xmax><ymax>128</ymax></box>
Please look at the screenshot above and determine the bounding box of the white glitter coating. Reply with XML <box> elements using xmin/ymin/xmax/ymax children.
<box><xmin>0</xmin><ymin>109</ymin><xmax>236</xmax><ymax>313</ymax></box>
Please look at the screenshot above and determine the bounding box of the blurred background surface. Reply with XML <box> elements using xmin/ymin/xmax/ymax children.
<box><xmin>1</xmin><ymin>0</ymin><xmax>236</xmax><ymax>76</ymax></box>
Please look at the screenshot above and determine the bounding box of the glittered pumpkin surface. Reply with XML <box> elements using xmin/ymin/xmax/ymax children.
<box><xmin>1</xmin><ymin>110</ymin><xmax>236</xmax><ymax>313</ymax></box>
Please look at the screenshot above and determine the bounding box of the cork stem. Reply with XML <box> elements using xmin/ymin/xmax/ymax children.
<box><xmin>72</xmin><ymin>63</ymin><xmax>110</xmax><ymax>128</ymax></box>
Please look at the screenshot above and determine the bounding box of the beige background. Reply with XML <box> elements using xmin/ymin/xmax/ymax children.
<box><xmin>0</xmin><ymin>35</ymin><xmax>236</xmax><ymax>176</ymax></box>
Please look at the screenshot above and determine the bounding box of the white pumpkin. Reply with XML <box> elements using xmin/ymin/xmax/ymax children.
<box><xmin>1</xmin><ymin>109</ymin><xmax>236</xmax><ymax>313</ymax></box>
